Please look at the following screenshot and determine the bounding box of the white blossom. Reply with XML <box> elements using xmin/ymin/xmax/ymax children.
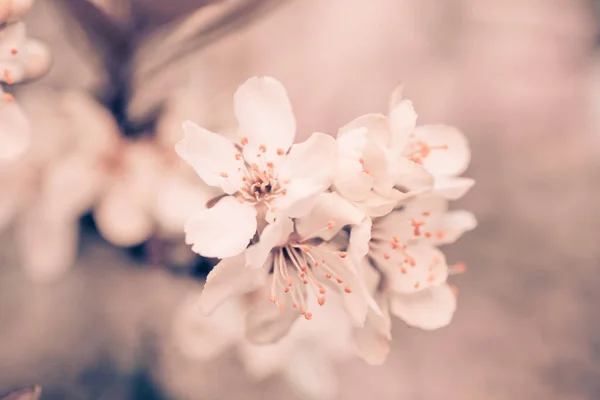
<box><xmin>176</xmin><ymin>76</ymin><xmax>337</xmax><ymax>259</ymax></box>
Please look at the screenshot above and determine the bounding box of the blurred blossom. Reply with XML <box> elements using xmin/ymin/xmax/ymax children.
<box><xmin>0</xmin><ymin>88</ymin><xmax>29</xmax><ymax>160</ymax></box>
<box><xmin>173</xmin><ymin>290</ymin><xmax>354</xmax><ymax>400</ymax></box>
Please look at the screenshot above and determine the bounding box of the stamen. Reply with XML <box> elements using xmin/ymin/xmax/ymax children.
<box><xmin>277</xmin><ymin>148</ymin><xmax>285</xmax><ymax>156</ymax></box>
<box><xmin>240</xmin><ymin>137</ymin><xmax>249</xmax><ymax>146</ymax></box>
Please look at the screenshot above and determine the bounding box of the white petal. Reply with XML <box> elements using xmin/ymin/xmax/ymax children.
<box><xmin>334</xmin><ymin>127</ymin><xmax>373</xmax><ymax>201</ymax></box>
<box><xmin>153</xmin><ymin>174</ymin><xmax>219</xmax><ymax>236</ymax></box>
<box><xmin>283</xmin><ymin>351</ymin><xmax>337</xmax><ymax>400</ymax></box>
<box><xmin>389</xmin><ymin>156</ymin><xmax>434</xmax><ymax>195</ymax></box>
<box><xmin>434</xmin><ymin>176</ymin><xmax>475</xmax><ymax>200</ymax></box>
<box><xmin>94</xmin><ymin>184</ymin><xmax>153</xmax><ymax>247</ymax></box>
<box><xmin>176</xmin><ymin>120</ymin><xmax>242</xmax><ymax>194</ymax></box>
<box><xmin>354</xmin><ymin>297</ymin><xmax>392</xmax><ymax>365</ymax></box>
<box><xmin>245</xmin><ymin>292</ymin><xmax>300</xmax><ymax>345</ymax></box>
<box><xmin>0</xmin><ymin>0</ymin><xmax>33</xmax><ymax>23</ymax></box>
<box><xmin>172</xmin><ymin>294</ymin><xmax>242</xmax><ymax>360</ymax></box>
<box><xmin>199</xmin><ymin>253</ymin><xmax>266</xmax><ymax>315</ymax></box>
<box><xmin>184</xmin><ymin>196</ymin><xmax>257</xmax><ymax>258</ymax></box>
<box><xmin>431</xmin><ymin>210</ymin><xmax>477</xmax><ymax>246</ymax></box>
<box><xmin>389</xmin><ymin>99</ymin><xmax>417</xmax><ymax>152</ymax></box>
<box><xmin>245</xmin><ymin>216</ymin><xmax>293</xmax><ymax>269</ymax></box>
<box><xmin>413</xmin><ymin>125</ymin><xmax>471</xmax><ymax>177</ymax></box>
<box><xmin>295</xmin><ymin>192</ymin><xmax>364</xmax><ymax>241</ymax></box>
<box><xmin>235</xmin><ymin>76</ymin><xmax>296</xmax><ymax>162</ymax></box>
<box><xmin>390</xmin><ymin>283</ymin><xmax>457</xmax><ymax>330</ymax></box>
<box><xmin>388</xmin><ymin>84</ymin><xmax>404</xmax><ymax>110</ymax></box>
<box><xmin>339</xmin><ymin>113</ymin><xmax>389</xmax><ymax>149</ymax></box>
<box><xmin>0</xmin><ymin>95</ymin><xmax>30</xmax><ymax>160</ymax></box>
<box><xmin>349</xmin><ymin>217</ymin><xmax>372</xmax><ymax>267</ymax></box>
<box><xmin>17</xmin><ymin>208</ymin><xmax>78</xmax><ymax>282</ymax></box>
<box><xmin>276</xmin><ymin>132</ymin><xmax>337</xmax><ymax>217</ymax></box>
<box><xmin>356</xmin><ymin>191</ymin><xmax>397</xmax><ymax>217</ymax></box>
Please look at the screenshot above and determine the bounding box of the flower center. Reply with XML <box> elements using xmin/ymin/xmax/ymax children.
<box><xmin>229</xmin><ymin>141</ymin><xmax>289</xmax><ymax>209</ymax></box>
<box><xmin>268</xmin><ymin>243</ymin><xmax>352</xmax><ymax>321</ymax></box>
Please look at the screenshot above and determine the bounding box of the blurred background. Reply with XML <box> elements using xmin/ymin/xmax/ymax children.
<box><xmin>1</xmin><ymin>0</ymin><xmax>600</xmax><ymax>399</ymax></box>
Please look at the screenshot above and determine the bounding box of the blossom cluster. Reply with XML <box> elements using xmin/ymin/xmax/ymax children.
<box><xmin>0</xmin><ymin>0</ymin><xmax>50</xmax><ymax>160</ymax></box>
<box><xmin>176</xmin><ymin>76</ymin><xmax>476</xmax><ymax>364</ymax></box>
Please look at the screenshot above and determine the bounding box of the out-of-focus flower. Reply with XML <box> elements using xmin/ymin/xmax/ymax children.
<box><xmin>176</xmin><ymin>76</ymin><xmax>337</xmax><ymax>259</ymax></box>
<box><xmin>198</xmin><ymin>192</ymin><xmax>378</xmax><ymax>344</ymax></box>
<box><xmin>173</xmin><ymin>290</ymin><xmax>353</xmax><ymax>400</ymax></box>
<box><xmin>0</xmin><ymin>87</ymin><xmax>29</xmax><ymax>160</ymax></box>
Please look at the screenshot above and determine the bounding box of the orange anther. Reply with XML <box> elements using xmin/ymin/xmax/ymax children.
<box><xmin>277</xmin><ymin>148</ymin><xmax>285</xmax><ymax>156</ymax></box>
<box><xmin>240</xmin><ymin>137</ymin><xmax>249</xmax><ymax>145</ymax></box>
<box><xmin>318</xmin><ymin>297</ymin><xmax>326</xmax><ymax>306</ymax></box>
<box><xmin>344</xmin><ymin>286</ymin><xmax>352</xmax><ymax>294</ymax></box>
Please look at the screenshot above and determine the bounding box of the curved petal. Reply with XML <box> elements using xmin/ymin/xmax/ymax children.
<box><xmin>390</xmin><ymin>283</ymin><xmax>457</xmax><ymax>330</ymax></box>
<box><xmin>295</xmin><ymin>192</ymin><xmax>364</xmax><ymax>241</ymax></box>
<box><xmin>434</xmin><ymin>176</ymin><xmax>475</xmax><ymax>200</ymax></box>
<box><xmin>388</xmin><ymin>156</ymin><xmax>434</xmax><ymax>195</ymax></box>
<box><xmin>95</xmin><ymin>184</ymin><xmax>154</xmax><ymax>247</ymax></box>
<box><xmin>339</xmin><ymin>113</ymin><xmax>389</xmax><ymax>149</ymax></box>
<box><xmin>235</xmin><ymin>76</ymin><xmax>296</xmax><ymax>163</ymax></box>
<box><xmin>184</xmin><ymin>195</ymin><xmax>257</xmax><ymax>258</ymax></box>
<box><xmin>245</xmin><ymin>216</ymin><xmax>293</xmax><ymax>269</ymax></box>
<box><xmin>349</xmin><ymin>217</ymin><xmax>372</xmax><ymax>267</ymax></box>
<box><xmin>354</xmin><ymin>297</ymin><xmax>392</xmax><ymax>365</ymax></box>
<box><xmin>334</xmin><ymin>127</ymin><xmax>373</xmax><ymax>201</ymax></box>
<box><xmin>200</xmin><ymin>253</ymin><xmax>267</xmax><ymax>315</ymax></box>
<box><xmin>430</xmin><ymin>210</ymin><xmax>477</xmax><ymax>246</ymax></box>
<box><xmin>389</xmin><ymin>99</ymin><xmax>417</xmax><ymax>153</ymax></box>
<box><xmin>0</xmin><ymin>94</ymin><xmax>30</xmax><ymax>160</ymax></box>
<box><xmin>275</xmin><ymin>132</ymin><xmax>337</xmax><ymax>217</ymax></box>
<box><xmin>356</xmin><ymin>191</ymin><xmax>397</xmax><ymax>217</ymax></box>
<box><xmin>22</xmin><ymin>39</ymin><xmax>51</xmax><ymax>81</ymax></box>
<box><xmin>176</xmin><ymin>120</ymin><xmax>242</xmax><ymax>194</ymax></box>
<box><xmin>413</xmin><ymin>125</ymin><xmax>471</xmax><ymax>177</ymax></box>
<box><xmin>153</xmin><ymin>174</ymin><xmax>220</xmax><ymax>236</ymax></box>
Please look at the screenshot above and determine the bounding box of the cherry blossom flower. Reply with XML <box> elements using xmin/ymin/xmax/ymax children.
<box><xmin>350</xmin><ymin>194</ymin><xmax>476</xmax><ymax>363</ymax></box>
<box><xmin>198</xmin><ymin>192</ymin><xmax>378</xmax><ymax>344</ymax></box>
<box><xmin>176</xmin><ymin>76</ymin><xmax>337</xmax><ymax>259</ymax></box>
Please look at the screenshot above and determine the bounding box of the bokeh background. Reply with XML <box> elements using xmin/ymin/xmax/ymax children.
<box><xmin>2</xmin><ymin>0</ymin><xmax>600</xmax><ymax>399</ymax></box>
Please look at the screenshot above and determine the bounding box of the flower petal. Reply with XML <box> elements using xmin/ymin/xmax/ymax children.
<box><xmin>412</xmin><ymin>125</ymin><xmax>470</xmax><ymax>177</ymax></box>
<box><xmin>390</xmin><ymin>283</ymin><xmax>457</xmax><ymax>330</ymax></box>
<box><xmin>354</xmin><ymin>297</ymin><xmax>392</xmax><ymax>365</ymax></box>
<box><xmin>0</xmin><ymin>94</ymin><xmax>30</xmax><ymax>160</ymax></box>
<box><xmin>153</xmin><ymin>174</ymin><xmax>220</xmax><ymax>236</ymax></box>
<box><xmin>431</xmin><ymin>210</ymin><xmax>477</xmax><ymax>246</ymax></box>
<box><xmin>434</xmin><ymin>176</ymin><xmax>475</xmax><ymax>200</ymax></box>
<box><xmin>176</xmin><ymin>120</ymin><xmax>242</xmax><ymax>194</ymax></box>
<box><xmin>245</xmin><ymin>290</ymin><xmax>300</xmax><ymax>345</ymax></box>
<box><xmin>295</xmin><ymin>192</ymin><xmax>364</xmax><ymax>241</ymax></box>
<box><xmin>245</xmin><ymin>216</ymin><xmax>293</xmax><ymax>269</ymax></box>
<box><xmin>356</xmin><ymin>191</ymin><xmax>397</xmax><ymax>217</ymax></box>
<box><xmin>349</xmin><ymin>217</ymin><xmax>372</xmax><ymax>267</ymax></box>
<box><xmin>199</xmin><ymin>253</ymin><xmax>266</xmax><ymax>315</ymax></box>
<box><xmin>389</xmin><ymin>156</ymin><xmax>434</xmax><ymax>195</ymax></box>
<box><xmin>334</xmin><ymin>127</ymin><xmax>373</xmax><ymax>201</ymax></box>
<box><xmin>275</xmin><ymin>132</ymin><xmax>337</xmax><ymax>217</ymax></box>
<box><xmin>184</xmin><ymin>195</ymin><xmax>257</xmax><ymax>258</ymax></box>
<box><xmin>339</xmin><ymin>113</ymin><xmax>389</xmax><ymax>149</ymax></box>
<box><xmin>235</xmin><ymin>76</ymin><xmax>296</xmax><ymax>162</ymax></box>
<box><xmin>389</xmin><ymin>99</ymin><xmax>417</xmax><ymax>152</ymax></box>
